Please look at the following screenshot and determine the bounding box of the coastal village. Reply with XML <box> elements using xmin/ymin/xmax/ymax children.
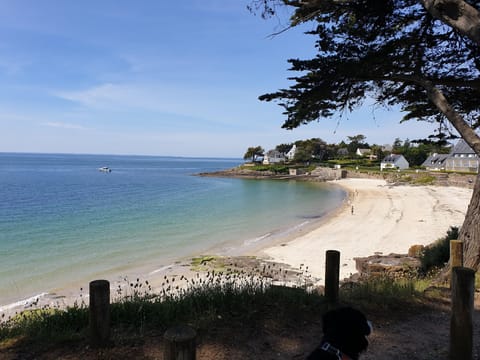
<box><xmin>243</xmin><ymin>136</ymin><xmax>479</xmax><ymax>175</ymax></box>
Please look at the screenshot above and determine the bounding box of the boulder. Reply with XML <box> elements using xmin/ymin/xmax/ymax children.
<box><xmin>354</xmin><ymin>253</ymin><xmax>421</xmax><ymax>277</ymax></box>
<box><xmin>408</xmin><ymin>244</ymin><xmax>425</xmax><ymax>258</ymax></box>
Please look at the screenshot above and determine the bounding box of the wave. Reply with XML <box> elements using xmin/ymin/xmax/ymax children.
<box><xmin>148</xmin><ymin>265</ymin><xmax>173</xmax><ymax>275</ymax></box>
<box><xmin>243</xmin><ymin>232</ymin><xmax>272</xmax><ymax>245</ymax></box>
<box><xmin>0</xmin><ymin>292</ymin><xmax>49</xmax><ymax>313</ymax></box>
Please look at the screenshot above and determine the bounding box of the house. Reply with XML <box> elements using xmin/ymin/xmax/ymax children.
<box><xmin>285</xmin><ymin>144</ymin><xmax>297</xmax><ymax>161</ymax></box>
<box><xmin>356</xmin><ymin>148</ymin><xmax>370</xmax><ymax>157</ymax></box>
<box><xmin>262</xmin><ymin>150</ymin><xmax>285</xmax><ymax>165</ymax></box>
<box><xmin>380</xmin><ymin>154</ymin><xmax>409</xmax><ymax>171</ymax></box>
<box><xmin>422</xmin><ymin>153</ymin><xmax>449</xmax><ymax>171</ymax></box>
<box><xmin>356</xmin><ymin>148</ymin><xmax>377</xmax><ymax>160</ymax></box>
<box><xmin>445</xmin><ymin>139</ymin><xmax>479</xmax><ymax>173</ymax></box>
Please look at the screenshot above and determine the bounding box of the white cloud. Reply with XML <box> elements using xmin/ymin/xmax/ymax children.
<box><xmin>52</xmin><ymin>82</ymin><xmax>265</xmax><ymax>129</ymax></box>
<box><xmin>43</xmin><ymin>122</ymin><xmax>87</xmax><ymax>130</ymax></box>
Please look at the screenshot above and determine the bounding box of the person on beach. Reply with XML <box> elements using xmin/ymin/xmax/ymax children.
<box><xmin>351</xmin><ymin>205</ymin><xmax>354</xmax><ymax>215</ymax></box>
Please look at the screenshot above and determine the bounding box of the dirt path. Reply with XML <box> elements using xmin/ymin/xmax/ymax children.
<box><xmin>364</xmin><ymin>303</ymin><xmax>480</xmax><ymax>359</ymax></box>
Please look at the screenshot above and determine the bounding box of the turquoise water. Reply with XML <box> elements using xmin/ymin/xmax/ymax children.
<box><xmin>0</xmin><ymin>153</ymin><xmax>345</xmax><ymax>307</ymax></box>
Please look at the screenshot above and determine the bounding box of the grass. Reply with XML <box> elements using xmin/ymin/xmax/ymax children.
<box><xmin>341</xmin><ymin>272</ymin><xmax>430</xmax><ymax>310</ymax></box>
<box><xmin>241</xmin><ymin>164</ymin><xmax>290</xmax><ymax>174</ymax></box>
<box><xmin>1</xmin><ymin>255</ymin><xmax>475</xmax><ymax>353</ymax></box>
<box><xmin>0</xmin><ymin>264</ymin><xmax>325</xmax><ymax>348</ymax></box>
<box><xmin>412</xmin><ymin>174</ymin><xmax>436</xmax><ymax>185</ymax></box>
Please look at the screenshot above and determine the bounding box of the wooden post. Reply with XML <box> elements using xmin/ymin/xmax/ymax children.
<box><xmin>450</xmin><ymin>267</ymin><xmax>475</xmax><ymax>360</ymax></box>
<box><xmin>164</xmin><ymin>325</ymin><xmax>197</xmax><ymax>360</ymax></box>
<box><xmin>89</xmin><ymin>279</ymin><xmax>110</xmax><ymax>348</ymax></box>
<box><xmin>450</xmin><ymin>240</ymin><xmax>463</xmax><ymax>268</ymax></box>
<box><xmin>325</xmin><ymin>250</ymin><xmax>340</xmax><ymax>304</ymax></box>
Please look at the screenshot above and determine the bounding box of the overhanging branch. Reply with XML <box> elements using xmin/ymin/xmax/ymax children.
<box><xmin>423</xmin><ymin>80</ymin><xmax>480</xmax><ymax>154</ymax></box>
<box><xmin>421</xmin><ymin>0</ymin><xmax>480</xmax><ymax>45</ymax></box>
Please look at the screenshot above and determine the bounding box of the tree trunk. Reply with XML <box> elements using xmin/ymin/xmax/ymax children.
<box><xmin>421</xmin><ymin>0</ymin><xmax>480</xmax><ymax>45</ymax></box>
<box><xmin>459</xmin><ymin>172</ymin><xmax>480</xmax><ymax>272</ymax></box>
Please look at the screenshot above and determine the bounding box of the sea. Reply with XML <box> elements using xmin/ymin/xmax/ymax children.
<box><xmin>0</xmin><ymin>153</ymin><xmax>346</xmax><ymax>310</ymax></box>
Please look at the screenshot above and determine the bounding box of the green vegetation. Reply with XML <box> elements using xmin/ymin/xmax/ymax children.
<box><xmin>412</xmin><ymin>174</ymin><xmax>436</xmax><ymax>185</ymax></box>
<box><xmin>1</xmin><ymin>257</ymin><xmax>466</xmax><ymax>348</ymax></box>
<box><xmin>419</xmin><ymin>226</ymin><xmax>460</xmax><ymax>274</ymax></box>
<box><xmin>243</xmin><ymin>135</ymin><xmax>456</xmax><ymax>171</ymax></box>
<box><xmin>243</xmin><ymin>146</ymin><xmax>264</xmax><ymax>163</ymax></box>
<box><xmin>242</xmin><ymin>164</ymin><xmax>289</xmax><ymax>174</ymax></box>
<box><xmin>341</xmin><ymin>274</ymin><xmax>425</xmax><ymax>309</ymax></box>
<box><xmin>190</xmin><ymin>255</ymin><xmax>219</xmax><ymax>271</ymax></box>
<box><xmin>1</xmin><ymin>267</ymin><xmax>325</xmax><ymax>347</ymax></box>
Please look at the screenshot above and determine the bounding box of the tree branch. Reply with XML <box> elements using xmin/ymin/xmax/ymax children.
<box><xmin>423</xmin><ymin>81</ymin><xmax>480</xmax><ymax>154</ymax></box>
<box><xmin>421</xmin><ymin>0</ymin><xmax>480</xmax><ymax>45</ymax></box>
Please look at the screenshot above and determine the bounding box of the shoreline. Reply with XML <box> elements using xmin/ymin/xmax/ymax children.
<box><xmin>1</xmin><ymin>178</ymin><xmax>473</xmax><ymax>318</ymax></box>
<box><xmin>259</xmin><ymin>178</ymin><xmax>472</xmax><ymax>282</ymax></box>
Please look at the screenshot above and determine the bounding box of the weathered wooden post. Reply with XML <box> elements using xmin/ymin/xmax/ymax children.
<box><xmin>450</xmin><ymin>267</ymin><xmax>475</xmax><ymax>360</ymax></box>
<box><xmin>450</xmin><ymin>240</ymin><xmax>463</xmax><ymax>268</ymax></box>
<box><xmin>325</xmin><ymin>250</ymin><xmax>340</xmax><ymax>304</ymax></box>
<box><xmin>164</xmin><ymin>325</ymin><xmax>197</xmax><ymax>360</ymax></box>
<box><xmin>89</xmin><ymin>279</ymin><xmax>110</xmax><ymax>348</ymax></box>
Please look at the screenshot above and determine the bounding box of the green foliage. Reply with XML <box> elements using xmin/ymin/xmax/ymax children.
<box><xmin>245</xmin><ymin>164</ymin><xmax>289</xmax><ymax>174</ymax></box>
<box><xmin>0</xmin><ymin>265</ymin><xmax>325</xmax><ymax>344</ymax></box>
<box><xmin>256</xmin><ymin>1</ymin><xmax>480</xmax><ymax>151</ymax></box>
<box><xmin>291</xmin><ymin>138</ymin><xmax>329</xmax><ymax>163</ymax></box>
<box><xmin>0</xmin><ymin>303</ymin><xmax>88</xmax><ymax>342</ymax></box>
<box><xmin>275</xmin><ymin>143</ymin><xmax>292</xmax><ymax>154</ymax></box>
<box><xmin>419</xmin><ymin>226</ymin><xmax>459</xmax><ymax>274</ymax></box>
<box><xmin>243</xmin><ymin>146</ymin><xmax>264</xmax><ymax>162</ymax></box>
<box><xmin>341</xmin><ymin>275</ymin><xmax>418</xmax><ymax>307</ymax></box>
<box><xmin>412</xmin><ymin>174</ymin><xmax>436</xmax><ymax>185</ymax></box>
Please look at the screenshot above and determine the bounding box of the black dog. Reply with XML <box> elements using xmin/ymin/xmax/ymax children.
<box><xmin>306</xmin><ymin>307</ymin><xmax>371</xmax><ymax>360</ymax></box>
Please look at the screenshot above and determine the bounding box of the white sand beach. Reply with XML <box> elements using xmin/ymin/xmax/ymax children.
<box><xmin>260</xmin><ymin>178</ymin><xmax>473</xmax><ymax>283</ymax></box>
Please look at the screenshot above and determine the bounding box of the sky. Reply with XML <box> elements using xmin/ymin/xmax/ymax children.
<box><xmin>0</xmin><ymin>0</ymin><xmax>440</xmax><ymax>158</ymax></box>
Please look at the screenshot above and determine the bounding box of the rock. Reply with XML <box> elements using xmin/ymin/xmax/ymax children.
<box><xmin>354</xmin><ymin>253</ymin><xmax>421</xmax><ymax>277</ymax></box>
<box><xmin>408</xmin><ymin>244</ymin><xmax>425</xmax><ymax>258</ymax></box>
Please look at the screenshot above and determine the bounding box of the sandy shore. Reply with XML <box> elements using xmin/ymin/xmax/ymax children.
<box><xmin>259</xmin><ymin>178</ymin><xmax>473</xmax><ymax>283</ymax></box>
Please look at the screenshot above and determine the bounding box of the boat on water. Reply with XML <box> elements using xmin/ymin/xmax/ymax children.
<box><xmin>98</xmin><ymin>167</ymin><xmax>112</xmax><ymax>173</ymax></box>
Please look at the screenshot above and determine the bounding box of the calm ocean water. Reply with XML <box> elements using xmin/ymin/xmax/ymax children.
<box><xmin>0</xmin><ymin>153</ymin><xmax>345</xmax><ymax>307</ymax></box>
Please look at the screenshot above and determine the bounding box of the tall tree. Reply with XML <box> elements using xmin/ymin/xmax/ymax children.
<box><xmin>276</xmin><ymin>143</ymin><xmax>294</xmax><ymax>154</ymax></box>
<box><xmin>243</xmin><ymin>146</ymin><xmax>265</xmax><ymax>163</ymax></box>
<box><xmin>346</xmin><ymin>134</ymin><xmax>369</xmax><ymax>155</ymax></box>
<box><xmin>253</xmin><ymin>0</ymin><xmax>480</xmax><ymax>271</ymax></box>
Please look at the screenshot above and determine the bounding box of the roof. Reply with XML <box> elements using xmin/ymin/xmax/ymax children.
<box><xmin>265</xmin><ymin>150</ymin><xmax>285</xmax><ymax>157</ymax></box>
<box><xmin>451</xmin><ymin>139</ymin><xmax>476</xmax><ymax>155</ymax></box>
<box><xmin>422</xmin><ymin>153</ymin><xmax>449</xmax><ymax>167</ymax></box>
<box><xmin>382</xmin><ymin>154</ymin><xmax>405</xmax><ymax>163</ymax></box>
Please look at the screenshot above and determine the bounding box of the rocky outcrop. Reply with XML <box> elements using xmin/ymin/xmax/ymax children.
<box><xmin>354</xmin><ymin>253</ymin><xmax>421</xmax><ymax>277</ymax></box>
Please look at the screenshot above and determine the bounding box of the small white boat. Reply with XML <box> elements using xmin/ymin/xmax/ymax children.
<box><xmin>98</xmin><ymin>167</ymin><xmax>112</xmax><ymax>173</ymax></box>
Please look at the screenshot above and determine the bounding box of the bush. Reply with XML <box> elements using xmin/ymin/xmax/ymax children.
<box><xmin>419</xmin><ymin>226</ymin><xmax>459</xmax><ymax>274</ymax></box>
<box><xmin>247</xmin><ymin>165</ymin><xmax>289</xmax><ymax>174</ymax></box>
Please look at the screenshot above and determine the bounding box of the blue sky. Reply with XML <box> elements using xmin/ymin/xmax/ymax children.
<box><xmin>0</xmin><ymin>0</ymin><xmax>438</xmax><ymax>158</ymax></box>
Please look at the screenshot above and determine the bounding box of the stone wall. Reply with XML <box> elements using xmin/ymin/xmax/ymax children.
<box><xmin>310</xmin><ymin>167</ymin><xmax>344</xmax><ymax>180</ymax></box>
